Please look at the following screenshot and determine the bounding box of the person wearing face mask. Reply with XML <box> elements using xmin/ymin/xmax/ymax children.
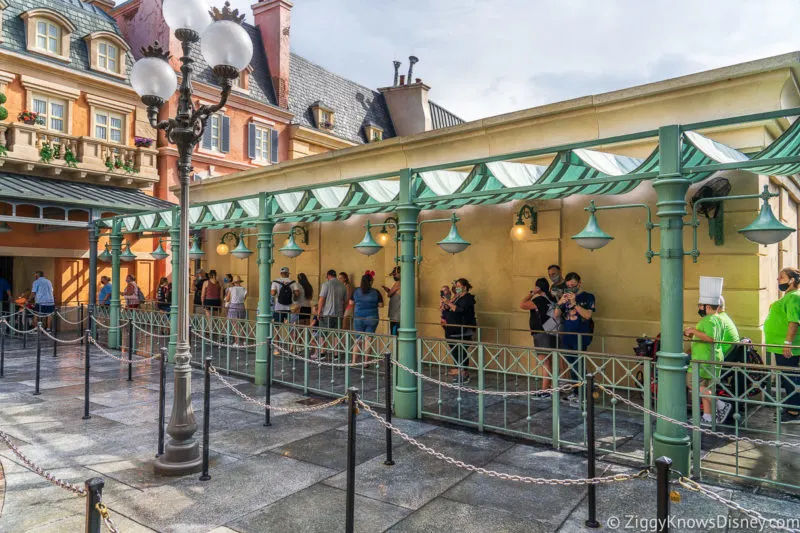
<box><xmin>382</xmin><ymin>266</ymin><xmax>401</xmax><ymax>336</ymax></box>
<box><xmin>684</xmin><ymin>277</ymin><xmax>731</xmax><ymax>425</ymax></box>
<box><xmin>444</xmin><ymin>278</ymin><xmax>477</xmax><ymax>383</ymax></box>
<box><xmin>554</xmin><ymin>272</ymin><xmax>595</xmax><ymax>407</ymax></box>
<box><xmin>521</xmin><ymin>277</ymin><xmax>558</xmax><ymax>397</ymax></box>
<box><xmin>222</xmin><ymin>272</ymin><xmax>234</xmax><ymax>296</ymax></box>
<box><xmin>764</xmin><ymin>267</ymin><xmax>800</xmax><ymax>424</ymax></box>
<box><xmin>548</xmin><ymin>264</ymin><xmax>567</xmax><ymax>301</ymax></box>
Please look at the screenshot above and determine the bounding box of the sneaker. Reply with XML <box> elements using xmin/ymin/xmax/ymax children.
<box><xmin>534</xmin><ymin>392</ymin><xmax>552</xmax><ymax>401</ymax></box>
<box><xmin>715</xmin><ymin>401</ymin><xmax>732</xmax><ymax>424</ymax></box>
<box><xmin>774</xmin><ymin>410</ymin><xmax>800</xmax><ymax>424</ymax></box>
<box><xmin>700</xmin><ymin>414</ymin><xmax>713</xmax><ymax>426</ymax></box>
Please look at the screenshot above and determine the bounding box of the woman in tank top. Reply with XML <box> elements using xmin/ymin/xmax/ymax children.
<box><xmin>202</xmin><ymin>270</ymin><xmax>222</xmax><ymax>316</ymax></box>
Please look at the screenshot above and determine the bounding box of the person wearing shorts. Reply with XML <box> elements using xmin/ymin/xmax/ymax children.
<box><xmin>29</xmin><ymin>271</ymin><xmax>55</xmax><ymax>330</ymax></box>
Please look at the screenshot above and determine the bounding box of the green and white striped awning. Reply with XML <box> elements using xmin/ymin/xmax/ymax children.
<box><xmin>98</xmin><ymin>118</ymin><xmax>800</xmax><ymax>232</ymax></box>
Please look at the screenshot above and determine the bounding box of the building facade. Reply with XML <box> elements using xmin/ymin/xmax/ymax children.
<box><xmin>0</xmin><ymin>0</ymin><xmax>171</xmax><ymax>305</ymax></box>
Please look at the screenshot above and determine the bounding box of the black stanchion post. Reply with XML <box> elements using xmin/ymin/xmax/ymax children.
<box><xmin>200</xmin><ymin>356</ymin><xmax>212</xmax><ymax>481</ymax></box>
<box><xmin>656</xmin><ymin>456</ymin><xmax>672</xmax><ymax>533</ymax></box>
<box><xmin>1</xmin><ymin>321</ymin><xmax>5</xmax><ymax>378</ymax></box>
<box><xmin>83</xmin><ymin>326</ymin><xmax>91</xmax><ymax>420</ymax></box>
<box><xmin>22</xmin><ymin>308</ymin><xmax>27</xmax><ymax>349</ymax></box>
<box><xmin>127</xmin><ymin>320</ymin><xmax>133</xmax><ymax>381</ymax></box>
<box><xmin>33</xmin><ymin>326</ymin><xmax>42</xmax><ymax>396</ymax></box>
<box><xmin>52</xmin><ymin>313</ymin><xmax>58</xmax><ymax>358</ymax></box>
<box><xmin>157</xmin><ymin>347</ymin><xmax>166</xmax><ymax>457</ymax></box>
<box><xmin>383</xmin><ymin>351</ymin><xmax>394</xmax><ymax>466</ymax></box>
<box><xmin>84</xmin><ymin>477</ymin><xmax>104</xmax><ymax>533</ymax></box>
<box><xmin>80</xmin><ymin>304</ymin><xmax>85</xmax><ymax>345</ymax></box>
<box><xmin>585</xmin><ymin>373</ymin><xmax>600</xmax><ymax>529</ymax></box>
<box><xmin>345</xmin><ymin>387</ymin><xmax>359</xmax><ymax>533</ymax></box>
<box><xmin>264</xmin><ymin>338</ymin><xmax>272</xmax><ymax>427</ymax></box>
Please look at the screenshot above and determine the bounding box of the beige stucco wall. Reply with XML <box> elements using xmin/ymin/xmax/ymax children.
<box><xmin>189</xmin><ymin>53</ymin><xmax>800</xmax><ymax>356</ymax></box>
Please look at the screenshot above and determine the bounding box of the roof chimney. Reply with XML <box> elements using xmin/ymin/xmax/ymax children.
<box><xmin>253</xmin><ymin>0</ymin><xmax>293</xmax><ymax>108</ymax></box>
<box><xmin>399</xmin><ymin>75</ymin><xmax>405</xmax><ymax>86</ymax></box>
<box><xmin>393</xmin><ymin>60</ymin><xmax>402</xmax><ymax>87</ymax></box>
<box><xmin>407</xmin><ymin>56</ymin><xmax>418</xmax><ymax>85</ymax></box>
<box><xmin>85</xmin><ymin>0</ymin><xmax>116</xmax><ymax>15</ymax></box>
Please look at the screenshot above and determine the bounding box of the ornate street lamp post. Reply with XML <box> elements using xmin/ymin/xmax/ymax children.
<box><xmin>130</xmin><ymin>0</ymin><xmax>252</xmax><ymax>475</ymax></box>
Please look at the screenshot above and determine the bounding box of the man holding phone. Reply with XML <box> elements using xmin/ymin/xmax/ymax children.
<box><xmin>554</xmin><ymin>272</ymin><xmax>595</xmax><ymax>406</ymax></box>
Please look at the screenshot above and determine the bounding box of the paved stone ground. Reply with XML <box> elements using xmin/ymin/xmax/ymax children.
<box><xmin>2</xmin><ymin>340</ymin><xmax>800</xmax><ymax>532</ymax></box>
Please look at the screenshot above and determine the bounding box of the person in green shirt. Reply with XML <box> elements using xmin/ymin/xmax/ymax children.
<box><xmin>684</xmin><ymin>301</ymin><xmax>732</xmax><ymax>424</ymax></box>
<box><xmin>717</xmin><ymin>296</ymin><xmax>740</xmax><ymax>355</ymax></box>
<box><xmin>764</xmin><ymin>267</ymin><xmax>800</xmax><ymax>424</ymax></box>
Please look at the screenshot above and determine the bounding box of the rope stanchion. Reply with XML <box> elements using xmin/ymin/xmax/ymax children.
<box><xmin>345</xmin><ymin>387</ymin><xmax>358</xmax><ymax>533</ymax></box>
<box><xmin>598</xmin><ymin>384</ymin><xmax>800</xmax><ymax>449</ymax></box>
<box><xmin>585</xmin><ymin>373</ymin><xmax>600</xmax><ymax>529</ymax></box>
<box><xmin>91</xmin><ymin>317</ymin><xmax>130</xmax><ymax>330</ymax></box>
<box><xmin>200</xmin><ymin>357</ymin><xmax>211</xmax><ymax>482</ymax></box>
<box><xmin>656</xmin><ymin>457</ymin><xmax>672</xmax><ymax>533</ymax></box>
<box><xmin>88</xmin><ymin>336</ymin><xmax>159</xmax><ymax>365</ymax></box>
<box><xmin>157</xmin><ymin>347</ymin><xmax>167</xmax><ymax>458</ymax></box>
<box><xmin>34</xmin><ymin>326</ymin><xmax>42</xmax><ymax>396</ymax></box>
<box><xmin>0</xmin><ymin>318</ymin><xmax>40</xmax><ymax>335</ymax></box>
<box><xmin>357</xmin><ymin>399</ymin><xmax>649</xmax><ymax>486</ymax></box>
<box><xmin>83</xmin><ymin>326</ymin><xmax>91</xmax><ymax>420</ymax></box>
<box><xmin>0</xmin><ymin>430</ymin><xmax>86</xmax><ymax>495</ymax></box>
<box><xmin>55</xmin><ymin>311</ymin><xmax>89</xmax><ymax>326</ymax></box>
<box><xmin>383</xmin><ymin>351</ymin><xmax>394</xmax><ymax>466</ymax></box>
<box><xmin>38</xmin><ymin>325</ymin><xmax>83</xmax><ymax>345</ymax></box>
<box><xmin>208</xmin><ymin>364</ymin><xmax>346</xmax><ymax>413</ymax></box>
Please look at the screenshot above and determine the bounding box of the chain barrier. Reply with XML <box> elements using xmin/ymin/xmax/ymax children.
<box><xmin>91</xmin><ymin>317</ymin><xmax>130</xmax><ymax>330</ymax></box>
<box><xmin>132</xmin><ymin>322</ymin><xmax>172</xmax><ymax>339</ymax></box>
<box><xmin>0</xmin><ymin>430</ymin><xmax>86</xmax><ymax>495</ymax></box>
<box><xmin>208</xmin><ymin>364</ymin><xmax>347</xmax><ymax>412</ymax></box>
<box><xmin>191</xmin><ymin>329</ymin><xmax>265</xmax><ymax>349</ymax></box>
<box><xmin>273</xmin><ymin>342</ymin><xmax>382</xmax><ymax>368</ymax></box>
<box><xmin>88</xmin><ymin>337</ymin><xmax>159</xmax><ymax>365</ymax></box>
<box><xmin>38</xmin><ymin>325</ymin><xmax>84</xmax><ymax>345</ymax></box>
<box><xmin>95</xmin><ymin>502</ymin><xmax>120</xmax><ymax>533</ymax></box>
<box><xmin>391</xmin><ymin>357</ymin><xmax>582</xmax><ymax>397</ymax></box>
<box><xmin>678</xmin><ymin>476</ymin><xmax>800</xmax><ymax>533</ymax></box>
<box><xmin>597</xmin><ymin>385</ymin><xmax>800</xmax><ymax>449</ymax></box>
<box><xmin>55</xmin><ymin>311</ymin><xmax>88</xmax><ymax>326</ymax></box>
<box><xmin>0</xmin><ymin>319</ymin><xmax>39</xmax><ymax>335</ymax></box>
<box><xmin>357</xmin><ymin>399</ymin><xmax>647</xmax><ymax>485</ymax></box>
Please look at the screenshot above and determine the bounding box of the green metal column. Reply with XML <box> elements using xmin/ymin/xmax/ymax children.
<box><xmin>395</xmin><ymin>169</ymin><xmax>420</xmax><ymax>419</ymax></box>
<box><xmin>652</xmin><ymin>124</ymin><xmax>691</xmax><ymax>473</ymax></box>
<box><xmin>109</xmin><ymin>219</ymin><xmax>122</xmax><ymax>349</ymax></box>
<box><xmin>168</xmin><ymin>208</ymin><xmax>180</xmax><ymax>363</ymax></box>
<box><xmin>254</xmin><ymin>206</ymin><xmax>274</xmax><ymax>386</ymax></box>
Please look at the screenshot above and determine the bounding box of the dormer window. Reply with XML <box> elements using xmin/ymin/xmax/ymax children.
<box><xmin>231</xmin><ymin>65</ymin><xmax>253</xmax><ymax>93</ymax></box>
<box><xmin>311</xmin><ymin>101</ymin><xmax>334</xmax><ymax>131</ymax></box>
<box><xmin>365</xmin><ymin>123</ymin><xmax>383</xmax><ymax>142</ymax></box>
<box><xmin>21</xmin><ymin>9</ymin><xmax>76</xmax><ymax>62</ymax></box>
<box><xmin>84</xmin><ymin>32</ymin><xmax>130</xmax><ymax>78</ymax></box>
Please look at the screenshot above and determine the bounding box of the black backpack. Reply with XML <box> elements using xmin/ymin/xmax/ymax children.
<box><xmin>275</xmin><ymin>280</ymin><xmax>294</xmax><ymax>306</ymax></box>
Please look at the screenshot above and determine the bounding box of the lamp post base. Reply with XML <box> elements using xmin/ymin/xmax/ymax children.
<box><xmin>154</xmin><ymin>438</ymin><xmax>202</xmax><ymax>476</ymax></box>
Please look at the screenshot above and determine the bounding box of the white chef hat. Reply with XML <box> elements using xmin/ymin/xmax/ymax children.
<box><xmin>699</xmin><ymin>276</ymin><xmax>723</xmax><ymax>306</ymax></box>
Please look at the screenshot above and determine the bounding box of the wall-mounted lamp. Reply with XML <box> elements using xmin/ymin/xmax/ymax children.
<box><xmin>572</xmin><ymin>201</ymin><xmax>655</xmax><ymax>262</ymax></box>
<box><xmin>120</xmin><ymin>240</ymin><xmax>137</xmax><ymax>262</ymax></box>
<box><xmin>277</xmin><ymin>226</ymin><xmax>308</xmax><ymax>258</ymax></box>
<box><xmin>511</xmin><ymin>205</ymin><xmax>537</xmax><ymax>241</ymax></box>
<box><xmin>151</xmin><ymin>238</ymin><xmax>169</xmax><ymax>260</ymax></box>
<box><xmin>188</xmin><ymin>235</ymin><xmax>205</xmax><ymax>260</ymax></box>
<box><xmin>354</xmin><ymin>221</ymin><xmax>383</xmax><ymax>256</ymax></box>
<box><xmin>99</xmin><ymin>243</ymin><xmax>112</xmax><ymax>263</ymax></box>
<box><xmin>737</xmin><ymin>186</ymin><xmax>795</xmax><ymax>245</ymax></box>
<box><xmin>378</xmin><ymin>216</ymin><xmax>398</xmax><ymax>246</ymax></box>
<box><xmin>437</xmin><ymin>213</ymin><xmax>471</xmax><ymax>254</ymax></box>
<box><xmin>216</xmin><ymin>231</ymin><xmax>253</xmax><ymax>259</ymax></box>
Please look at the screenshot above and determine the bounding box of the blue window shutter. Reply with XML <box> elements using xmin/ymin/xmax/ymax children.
<box><xmin>201</xmin><ymin>120</ymin><xmax>212</xmax><ymax>150</ymax></box>
<box><xmin>248</xmin><ymin>123</ymin><xmax>256</xmax><ymax>159</ymax></box>
<box><xmin>221</xmin><ymin>115</ymin><xmax>230</xmax><ymax>153</ymax></box>
<box><xmin>269</xmin><ymin>128</ymin><xmax>279</xmax><ymax>163</ymax></box>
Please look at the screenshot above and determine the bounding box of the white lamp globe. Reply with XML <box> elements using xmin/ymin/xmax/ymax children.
<box><xmin>201</xmin><ymin>21</ymin><xmax>253</xmax><ymax>71</ymax></box>
<box><xmin>130</xmin><ymin>57</ymin><xmax>177</xmax><ymax>100</ymax></box>
<box><xmin>162</xmin><ymin>0</ymin><xmax>212</xmax><ymax>33</ymax></box>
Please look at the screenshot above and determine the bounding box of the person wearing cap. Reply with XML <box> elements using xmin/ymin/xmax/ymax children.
<box><xmin>764</xmin><ymin>267</ymin><xmax>800</xmax><ymax>424</ymax></box>
<box><xmin>271</xmin><ymin>266</ymin><xmax>300</xmax><ymax>324</ymax></box>
<box><xmin>683</xmin><ymin>277</ymin><xmax>732</xmax><ymax>425</ymax></box>
<box><xmin>382</xmin><ymin>266</ymin><xmax>401</xmax><ymax>336</ymax></box>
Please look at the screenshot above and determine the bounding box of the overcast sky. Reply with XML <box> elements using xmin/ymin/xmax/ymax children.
<box><xmin>229</xmin><ymin>0</ymin><xmax>800</xmax><ymax>121</ymax></box>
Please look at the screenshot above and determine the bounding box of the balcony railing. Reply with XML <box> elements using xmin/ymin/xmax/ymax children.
<box><xmin>0</xmin><ymin>123</ymin><xmax>158</xmax><ymax>186</ymax></box>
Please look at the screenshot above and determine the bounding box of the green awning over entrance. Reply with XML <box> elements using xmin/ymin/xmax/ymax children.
<box><xmin>97</xmin><ymin>111</ymin><xmax>800</xmax><ymax>232</ymax></box>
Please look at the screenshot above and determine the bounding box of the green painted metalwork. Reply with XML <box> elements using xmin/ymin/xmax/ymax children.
<box><xmin>109</xmin><ymin>220</ymin><xmax>122</xmax><ymax>349</ymax></box>
<box><xmin>573</xmin><ymin>202</ymin><xmax>655</xmax><ymax>261</ymax></box>
<box><xmin>254</xmin><ymin>213</ymin><xmax>274</xmax><ymax>385</ymax></box>
<box><xmin>652</xmin><ymin>124</ymin><xmax>691</xmax><ymax>474</ymax></box>
<box><xmin>169</xmin><ymin>208</ymin><xmax>180</xmax><ymax>363</ymax></box>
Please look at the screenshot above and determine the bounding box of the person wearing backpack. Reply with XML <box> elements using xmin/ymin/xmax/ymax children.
<box><xmin>270</xmin><ymin>266</ymin><xmax>300</xmax><ymax>324</ymax></box>
<box><xmin>554</xmin><ymin>272</ymin><xmax>595</xmax><ymax>407</ymax></box>
<box><xmin>520</xmin><ymin>277</ymin><xmax>558</xmax><ymax>398</ymax></box>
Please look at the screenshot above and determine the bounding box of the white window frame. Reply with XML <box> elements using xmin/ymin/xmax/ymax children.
<box><xmin>34</xmin><ymin>20</ymin><xmax>60</xmax><ymax>55</ymax></box>
<box><xmin>253</xmin><ymin>126</ymin><xmax>270</xmax><ymax>162</ymax></box>
<box><xmin>210</xmin><ymin>114</ymin><xmax>221</xmax><ymax>152</ymax></box>
<box><xmin>97</xmin><ymin>41</ymin><xmax>119</xmax><ymax>74</ymax></box>
<box><xmin>31</xmin><ymin>93</ymin><xmax>66</xmax><ymax>133</ymax></box>
<box><xmin>93</xmin><ymin>109</ymin><xmax>124</xmax><ymax>143</ymax></box>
